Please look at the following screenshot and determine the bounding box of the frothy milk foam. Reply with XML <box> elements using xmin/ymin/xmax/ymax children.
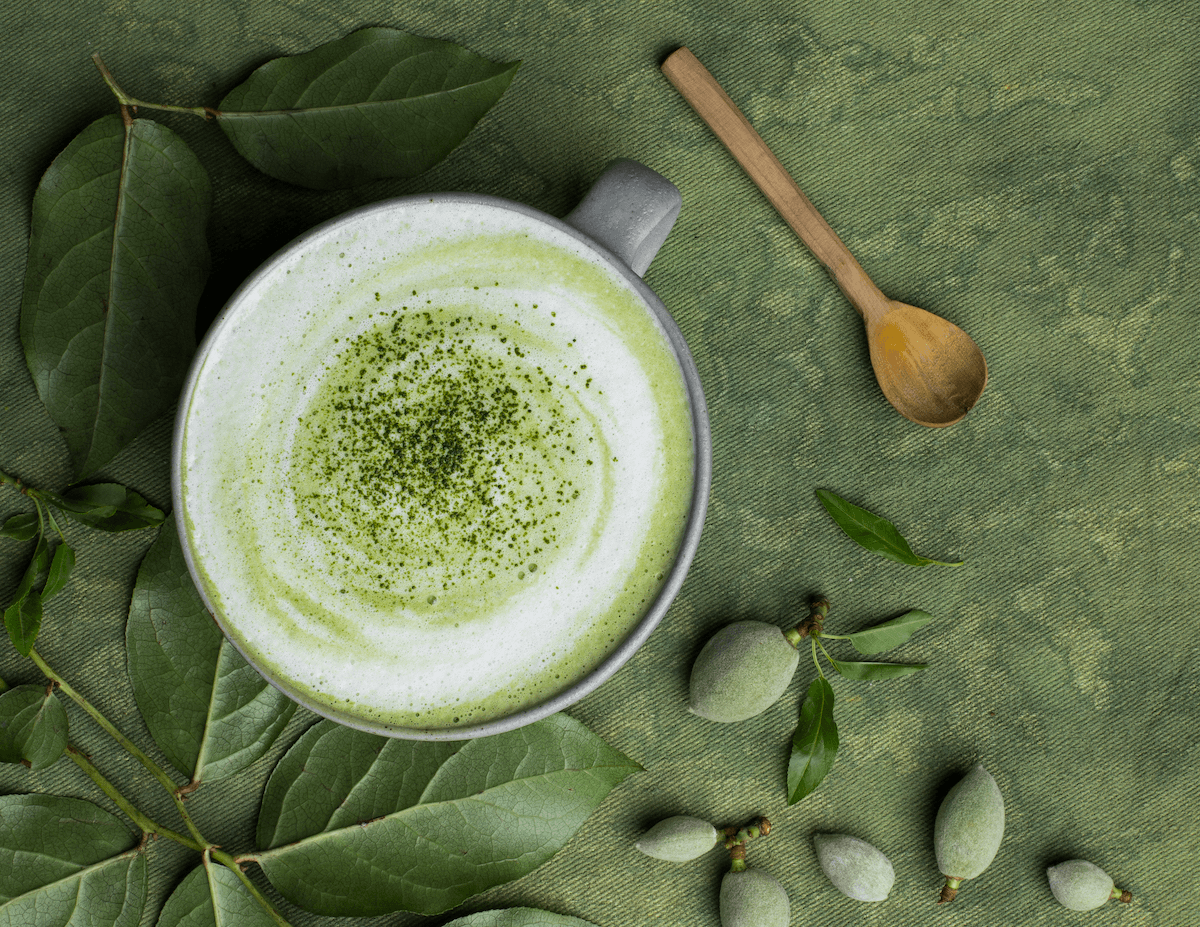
<box><xmin>179</xmin><ymin>199</ymin><xmax>695</xmax><ymax>731</ymax></box>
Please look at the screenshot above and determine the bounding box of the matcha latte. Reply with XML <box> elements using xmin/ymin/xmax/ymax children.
<box><xmin>176</xmin><ymin>198</ymin><xmax>698</xmax><ymax>734</ymax></box>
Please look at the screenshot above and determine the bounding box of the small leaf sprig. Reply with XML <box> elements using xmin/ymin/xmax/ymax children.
<box><xmin>2</xmin><ymin>510</ymin><xmax>638</xmax><ymax>924</ymax></box>
<box><xmin>784</xmin><ymin>600</ymin><xmax>931</xmax><ymax>804</ymax></box>
<box><xmin>1</xmin><ymin>468</ymin><xmax>164</xmax><ymax>655</ymax></box>
<box><xmin>23</xmin><ymin>32</ymin><xmax>518</xmax><ymax>482</ymax></box>
<box><xmin>90</xmin><ymin>29</ymin><xmax>520</xmax><ymax>191</ymax></box>
<box><xmin>816</xmin><ymin>489</ymin><xmax>962</xmax><ymax>567</ymax></box>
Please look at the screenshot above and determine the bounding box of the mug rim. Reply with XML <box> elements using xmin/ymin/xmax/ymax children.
<box><xmin>172</xmin><ymin>191</ymin><xmax>712</xmax><ymax>741</ymax></box>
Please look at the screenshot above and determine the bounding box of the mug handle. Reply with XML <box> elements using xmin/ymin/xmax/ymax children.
<box><xmin>563</xmin><ymin>159</ymin><xmax>682</xmax><ymax>277</ymax></box>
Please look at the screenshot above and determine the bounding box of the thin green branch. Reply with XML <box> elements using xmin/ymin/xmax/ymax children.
<box><xmin>29</xmin><ymin>647</ymin><xmax>207</xmax><ymax>846</ymax></box>
<box><xmin>91</xmin><ymin>54</ymin><xmax>212</xmax><ymax>119</ymax></box>
<box><xmin>67</xmin><ymin>745</ymin><xmax>204</xmax><ymax>851</ymax></box>
<box><xmin>31</xmin><ymin>648</ymin><xmax>175</xmax><ymax>786</ymax></box>
<box><xmin>33</xmin><ymin>497</ymin><xmax>47</xmax><ymax>539</ymax></box>
<box><xmin>810</xmin><ymin>637</ymin><xmax>823</xmax><ymax>677</ymax></box>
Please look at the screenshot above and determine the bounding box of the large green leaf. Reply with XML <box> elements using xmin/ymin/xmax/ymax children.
<box><xmin>216</xmin><ymin>28</ymin><xmax>520</xmax><ymax>189</ymax></box>
<box><xmin>127</xmin><ymin>516</ymin><xmax>296</xmax><ymax>784</ymax></box>
<box><xmin>20</xmin><ymin>114</ymin><xmax>211</xmax><ymax>479</ymax></box>
<box><xmin>445</xmin><ymin>910</ymin><xmax>600</xmax><ymax>927</ymax></box>
<box><xmin>0</xmin><ymin>794</ymin><xmax>146</xmax><ymax>927</ymax></box>
<box><xmin>156</xmin><ymin>859</ymin><xmax>282</xmax><ymax>927</ymax></box>
<box><xmin>787</xmin><ymin>677</ymin><xmax>839</xmax><ymax>804</ymax></box>
<box><xmin>0</xmin><ymin>685</ymin><xmax>68</xmax><ymax>770</ymax></box>
<box><xmin>254</xmin><ymin>713</ymin><xmax>640</xmax><ymax>917</ymax></box>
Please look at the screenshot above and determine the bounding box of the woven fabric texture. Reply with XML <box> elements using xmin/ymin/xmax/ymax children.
<box><xmin>2</xmin><ymin>1</ymin><xmax>1197</xmax><ymax>925</ymax></box>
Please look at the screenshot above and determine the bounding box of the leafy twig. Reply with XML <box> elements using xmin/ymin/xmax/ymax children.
<box><xmin>91</xmin><ymin>54</ymin><xmax>213</xmax><ymax>119</ymax></box>
<box><xmin>29</xmin><ymin>647</ymin><xmax>207</xmax><ymax>846</ymax></box>
<box><xmin>67</xmin><ymin>745</ymin><xmax>204</xmax><ymax>851</ymax></box>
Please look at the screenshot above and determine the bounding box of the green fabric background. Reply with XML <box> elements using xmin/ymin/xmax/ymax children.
<box><xmin>2</xmin><ymin>0</ymin><xmax>1197</xmax><ymax>924</ymax></box>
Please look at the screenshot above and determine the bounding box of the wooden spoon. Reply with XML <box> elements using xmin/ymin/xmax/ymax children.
<box><xmin>662</xmin><ymin>47</ymin><xmax>987</xmax><ymax>427</ymax></box>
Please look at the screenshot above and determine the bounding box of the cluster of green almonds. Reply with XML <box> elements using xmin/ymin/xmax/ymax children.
<box><xmin>636</xmin><ymin>765</ymin><xmax>1131</xmax><ymax>917</ymax></box>
<box><xmin>635</xmin><ymin>816</ymin><xmax>788</xmax><ymax>927</ymax></box>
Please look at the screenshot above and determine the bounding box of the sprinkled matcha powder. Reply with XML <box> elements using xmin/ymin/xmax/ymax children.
<box><xmin>291</xmin><ymin>304</ymin><xmax>585</xmax><ymax>601</ymax></box>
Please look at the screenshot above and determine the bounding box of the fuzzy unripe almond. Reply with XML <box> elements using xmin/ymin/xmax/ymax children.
<box><xmin>635</xmin><ymin>816</ymin><xmax>719</xmax><ymax>862</ymax></box>
<box><xmin>813</xmin><ymin>833</ymin><xmax>895</xmax><ymax>902</ymax></box>
<box><xmin>720</xmin><ymin>868</ymin><xmax>789</xmax><ymax>927</ymax></box>
<box><xmin>688</xmin><ymin>621</ymin><xmax>799</xmax><ymax>722</ymax></box>
<box><xmin>934</xmin><ymin>763</ymin><xmax>1005</xmax><ymax>902</ymax></box>
<box><xmin>1047</xmin><ymin>859</ymin><xmax>1131</xmax><ymax>911</ymax></box>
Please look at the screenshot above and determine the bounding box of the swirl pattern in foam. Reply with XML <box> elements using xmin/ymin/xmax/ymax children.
<box><xmin>178</xmin><ymin>200</ymin><xmax>695</xmax><ymax>731</ymax></box>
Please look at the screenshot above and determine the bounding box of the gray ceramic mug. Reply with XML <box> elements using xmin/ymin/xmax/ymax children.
<box><xmin>172</xmin><ymin>159</ymin><xmax>711</xmax><ymax>740</ymax></box>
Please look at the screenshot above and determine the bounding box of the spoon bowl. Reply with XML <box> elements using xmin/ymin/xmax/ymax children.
<box><xmin>662</xmin><ymin>48</ymin><xmax>988</xmax><ymax>426</ymax></box>
<box><xmin>866</xmin><ymin>300</ymin><xmax>988</xmax><ymax>427</ymax></box>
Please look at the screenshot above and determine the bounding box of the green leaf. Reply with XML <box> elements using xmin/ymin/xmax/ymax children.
<box><xmin>255</xmin><ymin>713</ymin><xmax>640</xmax><ymax>917</ymax></box>
<box><xmin>156</xmin><ymin>860</ymin><xmax>281</xmax><ymax>927</ymax></box>
<box><xmin>828</xmin><ymin>658</ymin><xmax>927</xmax><ymax>681</ymax></box>
<box><xmin>787</xmin><ymin>677</ymin><xmax>838</xmax><ymax>804</ymax></box>
<box><xmin>40</xmin><ymin>543</ymin><xmax>74</xmax><ymax>602</ymax></box>
<box><xmin>0</xmin><ymin>514</ymin><xmax>38</xmax><ymax>542</ymax></box>
<box><xmin>3</xmin><ymin>594</ymin><xmax>42</xmax><ymax>658</ymax></box>
<box><xmin>9</xmin><ymin>535</ymin><xmax>49</xmax><ymax>602</ymax></box>
<box><xmin>216</xmin><ymin>28</ymin><xmax>520</xmax><ymax>189</ymax></box>
<box><xmin>20</xmin><ymin>114</ymin><xmax>211</xmax><ymax>479</ymax></box>
<box><xmin>45</xmin><ymin>483</ymin><xmax>166</xmax><ymax>532</ymax></box>
<box><xmin>445</xmin><ymin>910</ymin><xmax>600</xmax><ymax>927</ymax></box>
<box><xmin>127</xmin><ymin>516</ymin><xmax>296</xmax><ymax>784</ymax></box>
<box><xmin>815</xmin><ymin>489</ymin><xmax>962</xmax><ymax>567</ymax></box>
<box><xmin>0</xmin><ymin>794</ymin><xmax>146</xmax><ymax>927</ymax></box>
<box><xmin>847</xmin><ymin>609</ymin><xmax>935</xmax><ymax>655</ymax></box>
<box><xmin>0</xmin><ymin>685</ymin><xmax>69</xmax><ymax>770</ymax></box>
<box><xmin>4</xmin><ymin>537</ymin><xmax>50</xmax><ymax>655</ymax></box>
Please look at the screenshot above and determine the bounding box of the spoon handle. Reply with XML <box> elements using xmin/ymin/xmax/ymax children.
<box><xmin>661</xmin><ymin>47</ymin><xmax>889</xmax><ymax>321</ymax></box>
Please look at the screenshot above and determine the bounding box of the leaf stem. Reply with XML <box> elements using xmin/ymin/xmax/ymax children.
<box><xmin>44</xmin><ymin>507</ymin><xmax>66</xmax><ymax>544</ymax></box>
<box><xmin>67</xmin><ymin>745</ymin><xmax>205</xmax><ymax>851</ymax></box>
<box><xmin>810</xmin><ymin>638</ymin><xmax>823</xmax><ymax>678</ymax></box>
<box><xmin>29</xmin><ymin>647</ymin><xmax>207</xmax><ymax>846</ymax></box>
<box><xmin>91</xmin><ymin>54</ymin><xmax>212</xmax><ymax>119</ymax></box>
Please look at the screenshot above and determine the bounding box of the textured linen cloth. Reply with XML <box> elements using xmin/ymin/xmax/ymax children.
<box><xmin>2</xmin><ymin>1</ymin><xmax>1197</xmax><ymax>925</ymax></box>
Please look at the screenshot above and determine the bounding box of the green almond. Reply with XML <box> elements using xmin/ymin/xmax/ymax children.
<box><xmin>688</xmin><ymin>621</ymin><xmax>799</xmax><ymax>723</ymax></box>
<box><xmin>1047</xmin><ymin>859</ymin><xmax>1129</xmax><ymax>911</ymax></box>
<box><xmin>813</xmin><ymin>833</ymin><xmax>894</xmax><ymax>902</ymax></box>
<box><xmin>933</xmin><ymin>763</ymin><xmax>1005</xmax><ymax>902</ymax></box>
<box><xmin>635</xmin><ymin>816</ymin><xmax>718</xmax><ymax>863</ymax></box>
<box><xmin>719</xmin><ymin>868</ymin><xmax>789</xmax><ymax>927</ymax></box>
